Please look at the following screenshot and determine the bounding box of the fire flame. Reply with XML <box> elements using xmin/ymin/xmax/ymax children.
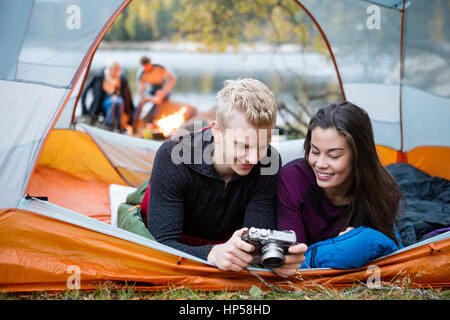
<box><xmin>155</xmin><ymin>106</ymin><xmax>188</xmax><ymax>137</ymax></box>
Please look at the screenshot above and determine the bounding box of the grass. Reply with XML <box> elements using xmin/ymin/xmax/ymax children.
<box><xmin>1</xmin><ymin>281</ymin><xmax>449</xmax><ymax>300</ymax></box>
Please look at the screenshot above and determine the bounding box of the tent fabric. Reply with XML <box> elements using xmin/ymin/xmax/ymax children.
<box><xmin>29</xmin><ymin>130</ymin><xmax>125</xmax><ymax>185</ymax></box>
<box><xmin>364</xmin><ymin>1</ymin><xmax>404</xmax><ymax>9</ymax></box>
<box><xmin>4</xmin><ymin>0</ymin><xmax>124</xmax><ymax>87</ymax></box>
<box><xmin>77</xmin><ymin>124</ymin><xmax>162</xmax><ymax>187</ymax></box>
<box><xmin>1</xmin><ymin>0</ymin><xmax>450</xmax><ymax>292</ymax></box>
<box><xmin>54</xmin><ymin>65</ymin><xmax>89</xmax><ymax>129</ymax></box>
<box><xmin>0</xmin><ymin>81</ymin><xmax>67</xmax><ymax>209</ymax></box>
<box><xmin>0</xmin><ymin>0</ymin><xmax>128</xmax><ymax>210</ymax></box>
<box><xmin>402</xmin><ymin>0</ymin><xmax>450</xmax><ymax>98</ymax></box>
<box><xmin>25</xmin><ymin>129</ymin><xmax>154</xmax><ymax>222</ymax></box>
<box><xmin>26</xmin><ymin>165</ymin><xmax>112</xmax><ymax>223</ymax></box>
<box><xmin>376</xmin><ymin>144</ymin><xmax>450</xmax><ymax>180</ymax></box>
<box><xmin>406</xmin><ymin>146</ymin><xmax>450</xmax><ymax>180</ymax></box>
<box><xmin>5</xmin><ymin>128</ymin><xmax>446</xmax><ymax>291</ymax></box>
<box><xmin>402</xmin><ymin>86</ymin><xmax>450</xmax><ymax>151</ymax></box>
<box><xmin>343</xmin><ymin>83</ymin><xmax>401</xmax><ymax>150</ymax></box>
<box><xmin>1</xmin><ymin>208</ymin><xmax>449</xmax><ymax>292</ymax></box>
<box><xmin>298</xmin><ymin>0</ymin><xmax>450</xmax><ymax>170</ymax></box>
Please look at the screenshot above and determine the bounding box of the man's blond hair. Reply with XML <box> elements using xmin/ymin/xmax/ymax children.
<box><xmin>216</xmin><ymin>78</ymin><xmax>277</xmax><ymax>127</ymax></box>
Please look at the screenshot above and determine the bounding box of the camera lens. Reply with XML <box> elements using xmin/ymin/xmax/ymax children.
<box><xmin>261</xmin><ymin>242</ymin><xmax>285</xmax><ymax>268</ymax></box>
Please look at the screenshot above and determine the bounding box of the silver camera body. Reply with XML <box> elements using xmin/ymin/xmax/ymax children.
<box><xmin>242</xmin><ymin>227</ymin><xmax>297</xmax><ymax>269</ymax></box>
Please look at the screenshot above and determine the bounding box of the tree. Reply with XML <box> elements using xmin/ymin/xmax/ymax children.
<box><xmin>104</xmin><ymin>12</ymin><xmax>129</xmax><ymax>41</ymax></box>
<box><xmin>171</xmin><ymin>0</ymin><xmax>326</xmax><ymax>54</ymax></box>
<box><xmin>104</xmin><ymin>0</ymin><xmax>341</xmax><ymax>137</ymax></box>
<box><xmin>169</xmin><ymin>0</ymin><xmax>340</xmax><ymax>137</ymax></box>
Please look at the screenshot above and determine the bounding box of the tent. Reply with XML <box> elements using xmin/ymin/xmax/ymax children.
<box><xmin>294</xmin><ymin>0</ymin><xmax>450</xmax><ymax>178</ymax></box>
<box><xmin>0</xmin><ymin>0</ymin><xmax>448</xmax><ymax>292</ymax></box>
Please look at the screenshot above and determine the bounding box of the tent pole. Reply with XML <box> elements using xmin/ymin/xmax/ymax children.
<box><xmin>397</xmin><ymin>0</ymin><xmax>407</xmax><ymax>162</ymax></box>
<box><xmin>70</xmin><ymin>55</ymin><xmax>94</xmax><ymax>127</ymax></box>
<box><xmin>293</xmin><ymin>0</ymin><xmax>346</xmax><ymax>101</ymax></box>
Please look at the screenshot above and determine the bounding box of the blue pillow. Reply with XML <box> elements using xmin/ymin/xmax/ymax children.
<box><xmin>301</xmin><ymin>226</ymin><xmax>399</xmax><ymax>270</ymax></box>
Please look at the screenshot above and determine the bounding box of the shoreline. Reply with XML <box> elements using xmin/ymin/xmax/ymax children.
<box><xmin>98</xmin><ymin>40</ymin><xmax>304</xmax><ymax>54</ymax></box>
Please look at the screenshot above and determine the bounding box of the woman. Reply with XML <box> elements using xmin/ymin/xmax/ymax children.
<box><xmin>101</xmin><ymin>60</ymin><xmax>125</xmax><ymax>131</ymax></box>
<box><xmin>81</xmin><ymin>59</ymin><xmax>134</xmax><ymax>131</ymax></box>
<box><xmin>277</xmin><ymin>102</ymin><xmax>403</xmax><ymax>247</ymax></box>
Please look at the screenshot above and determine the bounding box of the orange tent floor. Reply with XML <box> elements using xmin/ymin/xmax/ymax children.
<box><xmin>26</xmin><ymin>165</ymin><xmax>112</xmax><ymax>224</ymax></box>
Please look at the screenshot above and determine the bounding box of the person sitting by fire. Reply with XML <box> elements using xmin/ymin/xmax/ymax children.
<box><xmin>132</xmin><ymin>56</ymin><xmax>177</xmax><ymax>127</ymax></box>
<box><xmin>81</xmin><ymin>59</ymin><xmax>134</xmax><ymax>131</ymax></box>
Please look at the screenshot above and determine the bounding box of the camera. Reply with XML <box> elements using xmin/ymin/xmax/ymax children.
<box><xmin>242</xmin><ymin>227</ymin><xmax>297</xmax><ymax>269</ymax></box>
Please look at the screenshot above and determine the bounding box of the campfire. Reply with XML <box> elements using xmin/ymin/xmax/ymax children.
<box><xmin>135</xmin><ymin>101</ymin><xmax>205</xmax><ymax>140</ymax></box>
<box><xmin>155</xmin><ymin>106</ymin><xmax>189</xmax><ymax>137</ymax></box>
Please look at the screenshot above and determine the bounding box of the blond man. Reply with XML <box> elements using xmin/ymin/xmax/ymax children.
<box><xmin>145</xmin><ymin>78</ymin><xmax>307</xmax><ymax>277</ymax></box>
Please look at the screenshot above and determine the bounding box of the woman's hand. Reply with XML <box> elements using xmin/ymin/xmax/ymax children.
<box><xmin>272</xmin><ymin>243</ymin><xmax>308</xmax><ymax>278</ymax></box>
<box><xmin>338</xmin><ymin>227</ymin><xmax>354</xmax><ymax>236</ymax></box>
<box><xmin>207</xmin><ymin>228</ymin><xmax>255</xmax><ymax>272</ymax></box>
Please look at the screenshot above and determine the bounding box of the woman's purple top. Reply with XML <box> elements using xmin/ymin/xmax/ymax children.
<box><xmin>277</xmin><ymin>158</ymin><xmax>348</xmax><ymax>245</ymax></box>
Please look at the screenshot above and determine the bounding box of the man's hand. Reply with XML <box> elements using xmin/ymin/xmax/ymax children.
<box><xmin>271</xmin><ymin>243</ymin><xmax>308</xmax><ymax>278</ymax></box>
<box><xmin>141</xmin><ymin>96</ymin><xmax>153</xmax><ymax>104</ymax></box>
<box><xmin>207</xmin><ymin>228</ymin><xmax>255</xmax><ymax>272</ymax></box>
<box><xmin>152</xmin><ymin>95</ymin><xmax>162</xmax><ymax>105</ymax></box>
<box><xmin>155</xmin><ymin>89</ymin><xmax>165</xmax><ymax>100</ymax></box>
<box><xmin>141</xmin><ymin>95</ymin><xmax>162</xmax><ymax>105</ymax></box>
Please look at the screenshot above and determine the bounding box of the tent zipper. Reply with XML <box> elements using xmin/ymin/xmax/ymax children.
<box><xmin>25</xmin><ymin>194</ymin><xmax>49</xmax><ymax>201</ymax></box>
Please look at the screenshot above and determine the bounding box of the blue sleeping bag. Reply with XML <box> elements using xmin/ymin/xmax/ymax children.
<box><xmin>301</xmin><ymin>226</ymin><xmax>402</xmax><ymax>270</ymax></box>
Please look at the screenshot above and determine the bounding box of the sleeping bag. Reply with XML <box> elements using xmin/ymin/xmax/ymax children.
<box><xmin>387</xmin><ymin>163</ymin><xmax>450</xmax><ymax>247</ymax></box>
<box><xmin>301</xmin><ymin>226</ymin><xmax>399</xmax><ymax>269</ymax></box>
<box><xmin>117</xmin><ymin>178</ymin><xmax>155</xmax><ymax>240</ymax></box>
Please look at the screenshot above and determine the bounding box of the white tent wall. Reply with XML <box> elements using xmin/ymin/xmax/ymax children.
<box><xmin>54</xmin><ymin>65</ymin><xmax>89</xmax><ymax>129</ymax></box>
<box><xmin>0</xmin><ymin>1</ymin><xmax>33</xmax><ymax>80</ymax></box>
<box><xmin>400</xmin><ymin>0</ymin><xmax>450</xmax><ymax>151</ymax></box>
<box><xmin>298</xmin><ymin>0</ymin><xmax>402</xmax><ymax>85</ymax></box>
<box><xmin>402</xmin><ymin>86</ymin><xmax>450</xmax><ymax>151</ymax></box>
<box><xmin>298</xmin><ymin>0</ymin><xmax>450</xmax><ymax>154</ymax></box>
<box><xmin>343</xmin><ymin>83</ymin><xmax>401</xmax><ymax>150</ymax></box>
<box><xmin>0</xmin><ymin>81</ymin><xmax>67</xmax><ymax>208</ymax></box>
<box><xmin>344</xmin><ymin>83</ymin><xmax>450</xmax><ymax>152</ymax></box>
<box><xmin>403</xmin><ymin>0</ymin><xmax>450</xmax><ymax>98</ymax></box>
<box><xmin>298</xmin><ymin>0</ymin><xmax>403</xmax><ymax>147</ymax></box>
<box><xmin>54</xmin><ymin>95</ymin><xmax>79</xmax><ymax>129</ymax></box>
<box><xmin>13</xmin><ymin>0</ymin><xmax>124</xmax><ymax>87</ymax></box>
<box><xmin>0</xmin><ymin>0</ymin><xmax>128</xmax><ymax>209</ymax></box>
<box><xmin>77</xmin><ymin>124</ymin><xmax>163</xmax><ymax>186</ymax></box>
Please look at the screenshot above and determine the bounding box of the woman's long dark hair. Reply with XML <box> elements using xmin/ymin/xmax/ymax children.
<box><xmin>303</xmin><ymin>102</ymin><xmax>404</xmax><ymax>244</ymax></box>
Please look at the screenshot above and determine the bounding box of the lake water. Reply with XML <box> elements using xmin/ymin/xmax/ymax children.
<box><xmin>82</xmin><ymin>48</ymin><xmax>342</xmax><ymax>132</ymax></box>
